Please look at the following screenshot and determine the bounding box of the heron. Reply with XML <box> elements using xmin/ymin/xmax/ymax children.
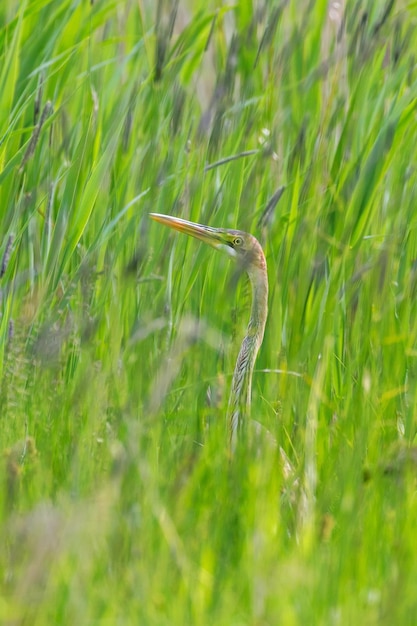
<box><xmin>150</xmin><ymin>213</ymin><xmax>268</xmax><ymax>452</ymax></box>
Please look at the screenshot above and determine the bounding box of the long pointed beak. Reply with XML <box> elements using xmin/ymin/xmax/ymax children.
<box><xmin>149</xmin><ymin>213</ymin><xmax>225</xmax><ymax>249</ymax></box>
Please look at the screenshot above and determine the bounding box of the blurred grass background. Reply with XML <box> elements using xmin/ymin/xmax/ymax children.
<box><xmin>1</xmin><ymin>0</ymin><xmax>417</xmax><ymax>623</ymax></box>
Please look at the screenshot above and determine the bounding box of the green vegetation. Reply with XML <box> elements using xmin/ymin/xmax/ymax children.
<box><xmin>1</xmin><ymin>0</ymin><xmax>417</xmax><ymax>623</ymax></box>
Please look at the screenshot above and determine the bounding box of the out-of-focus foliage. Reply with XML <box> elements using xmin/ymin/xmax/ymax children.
<box><xmin>1</xmin><ymin>0</ymin><xmax>417</xmax><ymax>623</ymax></box>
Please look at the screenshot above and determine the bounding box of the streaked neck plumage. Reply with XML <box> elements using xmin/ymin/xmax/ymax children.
<box><xmin>228</xmin><ymin>245</ymin><xmax>268</xmax><ymax>451</ymax></box>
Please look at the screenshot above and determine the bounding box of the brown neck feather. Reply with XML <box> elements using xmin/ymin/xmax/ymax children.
<box><xmin>228</xmin><ymin>244</ymin><xmax>268</xmax><ymax>451</ymax></box>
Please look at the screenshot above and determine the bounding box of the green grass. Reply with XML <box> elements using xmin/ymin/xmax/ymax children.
<box><xmin>2</xmin><ymin>0</ymin><xmax>417</xmax><ymax>623</ymax></box>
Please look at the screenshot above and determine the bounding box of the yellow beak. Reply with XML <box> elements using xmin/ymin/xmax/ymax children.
<box><xmin>149</xmin><ymin>213</ymin><xmax>226</xmax><ymax>249</ymax></box>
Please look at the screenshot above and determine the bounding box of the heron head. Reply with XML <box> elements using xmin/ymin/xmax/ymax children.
<box><xmin>149</xmin><ymin>213</ymin><xmax>265</xmax><ymax>271</ymax></box>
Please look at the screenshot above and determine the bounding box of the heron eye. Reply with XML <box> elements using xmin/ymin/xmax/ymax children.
<box><xmin>233</xmin><ymin>236</ymin><xmax>244</xmax><ymax>247</ymax></box>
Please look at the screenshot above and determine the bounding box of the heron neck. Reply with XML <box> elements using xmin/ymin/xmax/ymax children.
<box><xmin>228</xmin><ymin>262</ymin><xmax>268</xmax><ymax>448</ymax></box>
<box><xmin>247</xmin><ymin>264</ymin><xmax>269</xmax><ymax>346</ymax></box>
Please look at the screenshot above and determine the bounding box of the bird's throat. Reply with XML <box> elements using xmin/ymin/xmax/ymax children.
<box><xmin>228</xmin><ymin>261</ymin><xmax>268</xmax><ymax>451</ymax></box>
